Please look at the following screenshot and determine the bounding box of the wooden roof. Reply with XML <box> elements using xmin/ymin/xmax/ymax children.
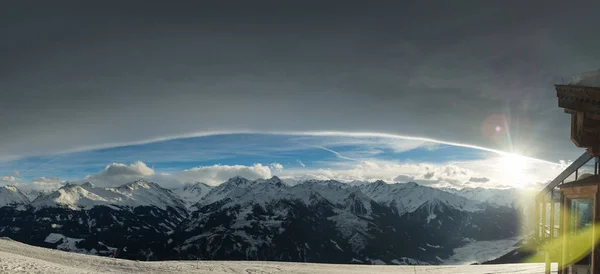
<box><xmin>557</xmin><ymin>85</ymin><xmax>600</xmax><ymax>115</ymax></box>
<box><xmin>556</xmin><ymin>85</ymin><xmax>600</xmax><ymax>155</ymax></box>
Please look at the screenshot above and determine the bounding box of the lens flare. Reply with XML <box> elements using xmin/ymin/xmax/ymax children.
<box><xmin>526</xmin><ymin>224</ymin><xmax>600</xmax><ymax>269</ymax></box>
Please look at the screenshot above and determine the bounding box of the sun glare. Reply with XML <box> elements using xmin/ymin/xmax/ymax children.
<box><xmin>498</xmin><ymin>153</ymin><xmax>529</xmax><ymax>181</ymax></box>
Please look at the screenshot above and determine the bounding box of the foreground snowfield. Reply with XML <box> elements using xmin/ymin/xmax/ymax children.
<box><xmin>0</xmin><ymin>238</ymin><xmax>556</xmax><ymax>274</ymax></box>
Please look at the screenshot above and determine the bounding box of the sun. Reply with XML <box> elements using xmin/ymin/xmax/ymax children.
<box><xmin>498</xmin><ymin>153</ymin><xmax>529</xmax><ymax>179</ymax></box>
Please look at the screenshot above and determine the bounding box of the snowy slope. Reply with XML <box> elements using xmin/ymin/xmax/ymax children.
<box><xmin>32</xmin><ymin>180</ymin><xmax>186</xmax><ymax>211</ymax></box>
<box><xmin>199</xmin><ymin>177</ymin><xmax>369</xmax><ymax>210</ymax></box>
<box><xmin>442</xmin><ymin>237</ymin><xmax>522</xmax><ymax>265</ymax></box>
<box><xmin>443</xmin><ymin>186</ymin><xmax>537</xmax><ymax>230</ymax></box>
<box><xmin>20</xmin><ymin>188</ymin><xmax>46</xmax><ymax>201</ymax></box>
<box><xmin>177</xmin><ymin>177</ymin><xmax>519</xmax><ymax>264</ymax></box>
<box><xmin>441</xmin><ymin>187</ymin><xmax>521</xmax><ymax>208</ymax></box>
<box><xmin>201</xmin><ymin>179</ymin><xmax>489</xmax><ymax>216</ymax></box>
<box><xmin>0</xmin><ymin>238</ymin><xmax>557</xmax><ymax>274</ymax></box>
<box><xmin>0</xmin><ymin>185</ymin><xmax>29</xmax><ymax>207</ymax></box>
<box><xmin>199</xmin><ymin>176</ymin><xmax>289</xmax><ymax>207</ymax></box>
<box><xmin>0</xmin><ymin>177</ymin><xmax>522</xmax><ymax>264</ymax></box>
<box><xmin>359</xmin><ymin>181</ymin><xmax>480</xmax><ymax>215</ymax></box>
<box><xmin>170</xmin><ymin>182</ymin><xmax>213</xmax><ymax>206</ymax></box>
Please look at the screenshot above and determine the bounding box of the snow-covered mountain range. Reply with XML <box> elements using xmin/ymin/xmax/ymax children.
<box><xmin>0</xmin><ymin>177</ymin><xmax>524</xmax><ymax>264</ymax></box>
<box><xmin>0</xmin><ymin>185</ymin><xmax>29</xmax><ymax>207</ymax></box>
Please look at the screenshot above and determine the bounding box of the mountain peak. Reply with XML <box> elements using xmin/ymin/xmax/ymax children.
<box><xmin>223</xmin><ymin>176</ymin><xmax>252</xmax><ymax>187</ymax></box>
<box><xmin>32</xmin><ymin>179</ymin><xmax>185</xmax><ymax>212</ymax></box>
<box><xmin>0</xmin><ymin>185</ymin><xmax>30</xmax><ymax>207</ymax></box>
<box><xmin>372</xmin><ymin>180</ymin><xmax>388</xmax><ymax>187</ymax></box>
<box><xmin>256</xmin><ymin>176</ymin><xmax>284</xmax><ymax>187</ymax></box>
<box><xmin>182</xmin><ymin>182</ymin><xmax>211</xmax><ymax>191</ymax></box>
<box><xmin>230</xmin><ymin>175</ymin><xmax>248</xmax><ymax>181</ymax></box>
<box><xmin>174</xmin><ymin>182</ymin><xmax>213</xmax><ymax>206</ymax></box>
<box><xmin>61</xmin><ymin>182</ymin><xmax>77</xmax><ymax>189</ymax></box>
<box><xmin>80</xmin><ymin>182</ymin><xmax>94</xmax><ymax>189</ymax></box>
<box><xmin>405</xmin><ymin>181</ymin><xmax>419</xmax><ymax>187</ymax></box>
<box><xmin>118</xmin><ymin>179</ymin><xmax>159</xmax><ymax>191</ymax></box>
<box><xmin>2</xmin><ymin>185</ymin><xmax>18</xmax><ymax>192</ymax></box>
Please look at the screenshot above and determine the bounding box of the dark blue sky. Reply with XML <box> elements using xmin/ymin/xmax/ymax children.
<box><xmin>3</xmin><ymin>134</ymin><xmax>455</xmax><ymax>181</ymax></box>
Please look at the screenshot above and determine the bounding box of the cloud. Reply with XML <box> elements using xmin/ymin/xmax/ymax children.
<box><xmin>311</xmin><ymin>145</ymin><xmax>357</xmax><ymax>161</ymax></box>
<box><xmin>278</xmin><ymin>154</ymin><xmax>561</xmax><ymax>189</ymax></box>
<box><xmin>1</xmin><ymin>176</ymin><xmax>19</xmax><ymax>183</ymax></box>
<box><xmin>82</xmin><ymin>161</ymin><xmax>155</xmax><ymax>187</ymax></box>
<box><xmin>97</xmin><ymin>161</ymin><xmax>155</xmax><ymax>177</ymax></box>
<box><xmin>78</xmin><ymin>161</ymin><xmax>275</xmax><ymax>187</ymax></box>
<box><xmin>279</xmin><ymin>160</ymin><xmax>478</xmax><ymax>188</ymax></box>
<box><xmin>424</xmin><ymin>172</ymin><xmax>435</xmax><ymax>179</ymax></box>
<box><xmin>270</xmin><ymin>163</ymin><xmax>284</xmax><ymax>172</ymax></box>
<box><xmin>9</xmin><ymin>151</ymin><xmax>562</xmax><ymax>191</ymax></box>
<box><xmin>289</xmin><ymin>135</ymin><xmax>427</xmax><ymax>155</ymax></box>
<box><xmin>469</xmin><ymin>177</ymin><xmax>490</xmax><ymax>183</ymax></box>
<box><xmin>0</xmin><ymin>175</ymin><xmax>63</xmax><ymax>192</ymax></box>
<box><xmin>30</xmin><ymin>177</ymin><xmax>64</xmax><ymax>192</ymax></box>
<box><xmin>166</xmin><ymin>163</ymin><xmax>273</xmax><ymax>186</ymax></box>
<box><xmin>393</xmin><ymin>174</ymin><xmax>414</xmax><ymax>182</ymax></box>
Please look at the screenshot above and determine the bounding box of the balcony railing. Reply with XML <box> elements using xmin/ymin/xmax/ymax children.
<box><xmin>535</xmin><ymin>151</ymin><xmax>597</xmax><ymax>274</ymax></box>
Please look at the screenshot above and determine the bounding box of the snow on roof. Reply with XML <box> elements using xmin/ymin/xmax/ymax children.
<box><xmin>568</xmin><ymin>69</ymin><xmax>600</xmax><ymax>87</ymax></box>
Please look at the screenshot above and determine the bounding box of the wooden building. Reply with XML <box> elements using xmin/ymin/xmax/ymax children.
<box><xmin>537</xmin><ymin>73</ymin><xmax>600</xmax><ymax>274</ymax></box>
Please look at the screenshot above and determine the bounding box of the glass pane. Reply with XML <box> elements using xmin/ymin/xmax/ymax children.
<box><xmin>570</xmin><ymin>198</ymin><xmax>593</xmax><ymax>232</ymax></box>
<box><xmin>579</xmin><ymin>157</ymin><xmax>597</xmax><ymax>179</ymax></box>
<box><xmin>569</xmin><ymin>198</ymin><xmax>593</xmax><ymax>271</ymax></box>
<box><xmin>565</xmin><ymin>172</ymin><xmax>577</xmax><ymax>183</ymax></box>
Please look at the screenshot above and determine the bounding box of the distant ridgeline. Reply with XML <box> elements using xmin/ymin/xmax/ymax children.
<box><xmin>0</xmin><ymin>177</ymin><xmax>525</xmax><ymax>264</ymax></box>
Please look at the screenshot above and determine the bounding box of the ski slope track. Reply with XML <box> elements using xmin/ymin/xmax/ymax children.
<box><xmin>0</xmin><ymin>238</ymin><xmax>556</xmax><ymax>274</ymax></box>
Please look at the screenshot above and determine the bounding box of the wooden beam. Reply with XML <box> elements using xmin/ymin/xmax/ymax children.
<box><xmin>591</xmin><ymin>193</ymin><xmax>597</xmax><ymax>274</ymax></box>
<box><xmin>542</xmin><ymin>195</ymin><xmax>547</xmax><ymax>243</ymax></box>
<box><xmin>535</xmin><ymin>197</ymin><xmax>540</xmax><ymax>243</ymax></box>
<box><xmin>547</xmin><ymin>193</ymin><xmax>554</xmax><ymax>274</ymax></box>
<box><xmin>559</xmin><ymin>99</ymin><xmax>600</xmax><ymax>114</ymax></box>
<box><xmin>588</xmin><ymin>147</ymin><xmax>600</xmax><ymax>157</ymax></box>
<box><xmin>556</xmin><ymin>85</ymin><xmax>600</xmax><ymax>103</ymax></box>
<box><xmin>550</xmin><ymin>198</ymin><xmax>555</xmax><ymax>240</ymax></box>
<box><xmin>561</xmin><ymin>196</ymin><xmax>570</xmax><ymax>273</ymax></box>
<box><xmin>558</xmin><ymin>192</ymin><xmax>564</xmax><ymax>274</ymax></box>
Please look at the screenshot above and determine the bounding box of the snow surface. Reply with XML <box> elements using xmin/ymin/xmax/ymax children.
<box><xmin>0</xmin><ymin>185</ymin><xmax>29</xmax><ymax>207</ymax></box>
<box><xmin>443</xmin><ymin>187</ymin><xmax>534</xmax><ymax>209</ymax></box>
<box><xmin>31</xmin><ymin>180</ymin><xmax>186</xmax><ymax>212</ymax></box>
<box><xmin>0</xmin><ymin>238</ymin><xmax>557</xmax><ymax>273</ymax></box>
<box><xmin>170</xmin><ymin>182</ymin><xmax>213</xmax><ymax>207</ymax></box>
<box><xmin>8</xmin><ymin>177</ymin><xmax>511</xmax><ymax>218</ymax></box>
<box><xmin>197</xmin><ymin>179</ymin><xmax>482</xmax><ymax>217</ymax></box>
<box><xmin>2</xmin><ymin>177</ymin><xmax>532</xmax><ymax>268</ymax></box>
<box><xmin>569</xmin><ymin>69</ymin><xmax>600</xmax><ymax>87</ymax></box>
<box><xmin>443</xmin><ymin>237</ymin><xmax>522</xmax><ymax>265</ymax></box>
<box><xmin>360</xmin><ymin>181</ymin><xmax>480</xmax><ymax>215</ymax></box>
